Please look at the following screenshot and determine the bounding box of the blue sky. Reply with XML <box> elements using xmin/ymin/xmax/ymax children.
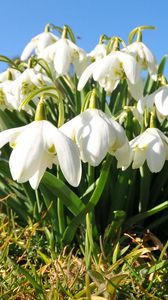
<box><xmin>0</xmin><ymin>0</ymin><xmax>168</xmax><ymax>74</ymax></box>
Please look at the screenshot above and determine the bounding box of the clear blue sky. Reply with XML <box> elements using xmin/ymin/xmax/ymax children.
<box><xmin>0</xmin><ymin>0</ymin><xmax>168</xmax><ymax>75</ymax></box>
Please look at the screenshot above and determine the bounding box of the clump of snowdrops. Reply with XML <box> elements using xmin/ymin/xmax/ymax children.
<box><xmin>0</xmin><ymin>23</ymin><xmax>168</xmax><ymax>251</ymax></box>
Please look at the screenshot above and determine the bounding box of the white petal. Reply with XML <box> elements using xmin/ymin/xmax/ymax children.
<box><xmin>54</xmin><ymin>39</ymin><xmax>72</xmax><ymax>75</ymax></box>
<box><xmin>88</xmin><ymin>44</ymin><xmax>107</xmax><ymax>60</ymax></box>
<box><xmin>0</xmin><ymin>126</ymin><xmax>25</xmax><ymax>148</ymax></box>
<box><xmin>141</xmin><ymin>42</ymin><xmax>158</xmax><ymax>79</ymax></box>
<box><xmin>127</xmin><ymin>77</ymin><xmax>144</xmax><ymax>100</ymax></box>
<box><xmin>109</xmin><ymin>119</ymin><xmax>127</xmax><ymax>149</ymax></box>
<box><xmin>116</xmin><ymin>51</ymin><xmax>140</xmax><ymax>84</ymax></box>
<box><xmin>132</xmin><ymin>147</ymin><xmax>146</xmax><ymax>169</ymax></box>
<box><xmin>76</xmin><ymin>109</ymin><xmax>116</xmax><ymax>166</ymax></box>
<box><xmin>138</xmin><ymin>129</ymin><xmax>157</xmax><ymax>149</ymax></box>
<box><xmin>36</xmin><ymin>32</ymin><xmax>57</xmax><ymax>53</ymax></box>
<box><xmin>114</xmin><ymin>141</ymin><xmax>132</xmax><ymax>169</ymax></box>
<box><xmin>44</xmin><ymin>121</ymin><xmax>82</xmax><ymax>187</ymax></box>
<box><xmin>9</xmin><ymin>122</ymin><xmax>44</xmax><ymax>182</ymax></box>
<box><xmin>73</xmin><ymin>50</ymin><xmax>88</xmax><ymax>77</ymax></box>
<box><xmin>59</xmin><ymin>116</ymin><xmax>78</xmax><ymax>140</ymax></box>
<box><xmin>146</xmin><ymin>139</ymin><xmax>165</xmax><ymax>172</ymax></box>
<box><xmin>93</xmin><ymin>54</ymin><xmax>118</xmax><ymax>81</ymax></box>
<box><xmin>29</xmin><ymin>151</ymin><xmax>53</xmax><ymax>189</ymax></box>
<box><xmin>154</xmin><ymin>86</ymin><xmax>168</xmax><ymax>117</ymax></box>
<box><xmin>77</xmin><ymin>61</ymin><xmax>97</xmax><ymax>90</ymax></box>
<box><xmin>144</xmin><ymin>93</ymin><xmax>155</xmax><ymax>111</ymax></box>
<box><xmin>21</xmin><ymin>41</ymin><xmax>36</xmax><ymax>61</ymax></box>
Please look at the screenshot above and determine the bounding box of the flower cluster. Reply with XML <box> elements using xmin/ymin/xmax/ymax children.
<box><xmin>0</xmin><ymin>24</ymin><xmax>167</xmax><ymax>190</ymax></box>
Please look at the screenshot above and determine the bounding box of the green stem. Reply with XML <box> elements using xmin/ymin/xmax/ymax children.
<box><xmin>57</xmin><ymin>97</ymin><xmax>64</xmax><ymax>127</ymax></box>
<box><xmin>57</xmin><ymin>198</ymin><xmax>66</xmax><ymax>235</ymax></box>
<box><xmin>57</xmin><ymin>168</ymin><xmax>66</xmax><ymax>238</ymax></box>
<box><xmin>101</xmin><ymin>88</ymin><xmax>106</xmax><ymax>112</ymax></box>
<box><xmin>74</xmin><ymin>75</ymin><xmax>81</xmax><ymax>114</ymax></box>
<box><xmin>35</xmin><ymin>190</ymin><xmax>41</xmax><ymax>213</ymax></box>
<box><xmin>63</xmin><ymin>154</ymin><xmax>112</xmax><ymax>243</ymax></box>
<box><xmin>139</xmin><ymin>164</ymin><xmax>151</xmax><ymax>213</ymax></box>
<box><xmin>88</xmin><ymin>165</ymin><xmax>95</xmax><ymax>186</ymax></box>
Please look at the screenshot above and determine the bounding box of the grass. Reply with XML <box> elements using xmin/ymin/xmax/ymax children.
<box><xmin>1</xmin><ymin>212</ymin><xmax>168</xmax><ymax>300</ymax></box>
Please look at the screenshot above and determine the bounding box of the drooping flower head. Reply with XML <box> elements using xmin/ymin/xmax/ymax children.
<box><xmin>133</xmin><ymin>86</ymin><xmax>168</xmax><ymax>124</ymax></box>
<box><xmin>0</xmin><ymin>120</ymin><xmax>82</xmax><ymax>189</ymax></box>
<box><xmin>60</xmin><ymin>108</ymin><xmax>131</xmax><ymax>168</ymax></box>
<box><xmin>21</xmin><ymin>31</ymin><xmax>58</xmax><ymax>61</ymax></box>
<box><xmin>0</xmin><ymin>68</ymin><xmax>53</xmax><ymax>111</ymax></box>
<box><xmin>78</xmin><ymin>50</ymin><xmax>143</xmax><ymax>100</ymax></box>
<box><xmin>123</xmin><ymin>41</ymin><xmax>158</xmax><ymax>81</ymax></box>
<box><xmin>39</xmin><ymin>38</ymin><xmax>88</xmax><ymax>77</ymax></box>
<box><xmin>130</xmin><ymin>128</ymin><xmax>168</xmax><ymax>172</ymax></box>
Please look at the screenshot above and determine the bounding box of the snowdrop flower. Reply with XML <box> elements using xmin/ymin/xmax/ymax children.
<box><xmin>39</xmin><ymin>38</ymin><xmax>87</xmax><ymax>77</ymax></box>
<box><xmin>60</xmin><ymin>108</ymin><xmax>131</xmax><ymax>167</ymax></box>
<box><xmin>130</xmin><ymin>128</ymin><xmax>168</xmax><ymax>172</ymax></box>
<box><xmin>0</xmin><ymin>68</ymin><xmax>21</xmax><ymax>82</ymax></box>
<box><xmin>144</xmin><ymin>86</ymin><xmax>168</xmax><ymax>123</ymax></box>
<box><xmin>0</xmin><ymin>80</ymin><xmax>19</xmax><ymax>110</ymax></box>
<box><xmin>123</xmin><ymin>42</ymin><xmax>157</xmax><ymax>81</ymax></box>
<box><xmin>0</xmin><ymin>68</ymin><xmax>53</xmax><ymax>111</ymax></box>
<box><xmin>78</xmin><ymin>51</ymin><xmax>142</xmax><ymax>100</ymax></box>
<box><xmin>133</xmin><ymin>86</ymin><xmax>168</xmax><ymax>124</ymax></box>
<box><xmin>0</xmin><ymin>120</ymin><xmax>81</xmax><ymax>189</ymax></box>
<box><xmin>88</xmin><ymin>43</ymin><xmax>107</xmax><ymax>61</ymax></box>
<box><xmin>21</xmin><ymin>31</ymin><xmax>58</xmax><ymax>61</ymax></box>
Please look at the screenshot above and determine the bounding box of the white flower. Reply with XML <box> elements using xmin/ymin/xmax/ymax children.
<box><xmin>123</xmin><ymin>42</ymin><xmax>157</xmax><ymax>81</ymax></box>
<box><xmin>78</xmin><ymin>51</ymin><xmax>142</xmax><ymax>99</ymax></box>
<box><xmin>0</xmin><ymin>120</ymin><xmax>82</xmax><ymax>189</ymax></box>
<box><xmin>0</xmin><ymin>80</ymin><xmax>18</xmax><ymax>110</ymax></box>
<box><xmin>0</xmin><ymin>68</ymin><xmax>53</xmax><ymax>111</ymax></box>
<box><xmin>88</xmin><ymin>43</ymin><xmax>107</xmax><ymax>61</ymax></box>
<box><xmin>39</xmin><ymin>38</ymin><xmax>88</xmax><ymax>77</ymax></box>
<box><xmin>130</xmin><ymin>128</ymin><xmax>168</xmax><ymax>172</ymax></box>
<box><xmin>145</xmin><ymin>86</ymin><xmax>168</xmax><ymax>123</ymax></box>
<box><xmin>21</xmin><ymin>32</ymin><xmax>58</xmax><ymax>61</ymax></box>
<box><xmin>134</xmin><ymin>86</ymin><xmax>168</xmax><ymax>124</ymax></box>
<box><xmin>60</xmin><ymin>108</ymin><xmax>131</xmax><ymax>167</ymax></box>
<box><xmin>0</xmin><ymin>68</ymin><xmax>21</xmax><ymax>82</ymax></box>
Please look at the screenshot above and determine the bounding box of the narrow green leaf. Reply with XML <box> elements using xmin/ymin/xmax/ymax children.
<box><xmin>158</xmin><ymin>55</ymin><xmax>168</xmax><ymax>76</ymax></box>
<box><xmin>125</xmin><ymin>201</ymin><xmax>168</xmax><ymax>228</ymax></box>
<box><xmin>63</xmin><ymin>155</ymin><xmax>112</xmax><ymax>244</ymax></box>
<box><xmin>40</xmin><ymin>171</ymin><xmax>85</xmax><ymax>216</ymax></box>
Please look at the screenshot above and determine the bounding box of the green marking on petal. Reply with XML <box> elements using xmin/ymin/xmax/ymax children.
<box><xmin>0</xmin><ymin>89</ymin><xmax>6</xmax><ymax>105</ymax></box>
<box><xmin>21</xmin><ymin>82</ymin><xmax>37</xmax><ymax>95</ymax></box>
<box><xmin>10</xmin><ymin>141</ymin><xmax>17</xmax><ymax>148</ymax></box>
<box><xmin>48</xmin><ymin>144</ymin><xmax>56</xmax><ymax>153</ymax></box>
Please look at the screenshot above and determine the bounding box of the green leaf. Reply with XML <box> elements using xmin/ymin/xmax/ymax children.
<box><xmin>158</xmin><ymin>55</ymin><xmax>168</xmax><ymax>76</ymax></box>
<box><xmin>125</xmin><ymin>201</ymin><xmax>168</xmax><ymax>228</ymax></box>
<box><xmin>63</xmin><ymin>155</ymin><xmax>112</xmax><ymax>244</ymax></box>
<box><xmin>40</xmin><ymin>171</ymin><xmax>85</xmax><ymax>216</ymax></box>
